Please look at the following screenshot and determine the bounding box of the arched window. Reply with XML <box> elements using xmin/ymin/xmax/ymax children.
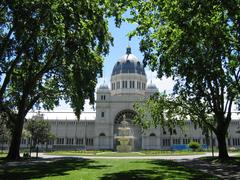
<box><xmin>150</xmin><ymin>133</ymin><xmax>156</xmax><ymax>137</ymax></box>
<box><xmin>114</xmin><ymin>109</ymin><xmax>137</xmax><ymax>124</ymax></box>
<box><xmin>149</xmin><ymin>133</ymin><xmax>156</xmax><ymax>149</ymax></box>
<box><xmin>99</xmin><ymin>133</ymin><xmax>106</xmax><ymax>148</ymax></box>
<box><xmin>99</xmin><ymin>133</ymin><xmax>106</xmax><ymax>137</ymax></box>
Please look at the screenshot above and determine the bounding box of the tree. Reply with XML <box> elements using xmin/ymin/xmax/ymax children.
<box><xmin>0</xmin><ymin>113</ymin><xmax>11</xmax><ymax>151</ymax></box>
<box><xmin>25</xmin><ymin>118</ymin><xmax>54</xmax><ymax>149</ymax></box>
<box><xmin>0</xmin><ymin>0</ymin><xmax>114</xmax><ymax>160</ymax></box>
<box><xmin>127</xmin><ymin>0</ymin><xmax>240</xmax><ymax>159</ymax></box>
<box><xmin>188</xmin><ymin>141</ymin><xmax>200</xmax><ymax>151</ymax></box>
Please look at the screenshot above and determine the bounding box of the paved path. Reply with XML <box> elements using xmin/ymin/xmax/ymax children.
<box><xmin>37</xmin><ymin>152</ymin><xmax>236</xmax><ymax>160</ymax></box>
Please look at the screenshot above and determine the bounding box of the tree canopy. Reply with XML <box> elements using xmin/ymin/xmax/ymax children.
<box><xmin>0</xmin><ymin>0</ymin><xmax>114</xmax><ymax>159</ymax></box>
<box><xmin>127</xmin><ymin>0</ymin><xmax>240</xmax><ymax>159</ymax></box>
<box><xmin>25</xmin><ymin>118</ymin><xmax>54</xmax><ymax>148</ymax></box>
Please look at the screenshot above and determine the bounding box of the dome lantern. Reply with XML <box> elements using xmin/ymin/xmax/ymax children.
<box><xmin>126</xmin><ymin>46</ymin><xmax>131</xmax><ymax>54</ymax></box>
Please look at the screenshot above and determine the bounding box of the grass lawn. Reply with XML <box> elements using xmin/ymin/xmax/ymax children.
<box><xmin>46</xmin><ymin>150</ymin><xmax>205</xmax><ymax>157</ymax></box>
<box><xmin>0</xmin><ymin>158</ymin><xmax>217</xmax><ymax>180</ymax></box>
<box><xmin>0</xmin><ymin>152</ymin><xmax>7</xmax><ymax>158</ymax></box>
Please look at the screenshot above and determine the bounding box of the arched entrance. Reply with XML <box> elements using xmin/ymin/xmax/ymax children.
<box><xmin>114</xmin><ymin>109</ymin><xmax>142</xmax><ymax>151</ymax></box>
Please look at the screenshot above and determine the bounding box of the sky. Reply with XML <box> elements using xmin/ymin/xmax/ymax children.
<box><xmin>55</xmin><ymin>18</ymin><xmax>174</xmax><ymax>112</ymax></box>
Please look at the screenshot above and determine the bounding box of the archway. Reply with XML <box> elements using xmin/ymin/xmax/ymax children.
<box><xmin>114</xmin><ymin>109</ymin><xmax>142</xmax><ymax>151</ymax></box>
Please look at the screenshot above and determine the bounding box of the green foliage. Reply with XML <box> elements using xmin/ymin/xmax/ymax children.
<box><xmin>134</xmin><ymin>93</ymin><xmax>186</xmax><ymax>130</ymax></box>
<box><xmin>0</xmin><ymin>0</ymin><xmax>113</xmax><ymax>119</ymax></box>
<box><xmin>135</xmin><ymin>93</ymin><xmax>214</xmax><ymax>133</ymax></box>
<box><xmin>25</xmin><ymin>118</ymin><xmax>54</xmax><ymax>148</ymax></box>
<box><xmin>188</xmin><ymin>141</ymin><xmax>201</xmax><ymax>151</ymax></box>
<box><xmin>0</xmin><ymin>0</ymin><xmax>118</xmax><ymax>159</ymax></box>
<box><xmin>128</xmin><ymin>0</ymin><xmax>240</xmax><ymax>159</ymax></box>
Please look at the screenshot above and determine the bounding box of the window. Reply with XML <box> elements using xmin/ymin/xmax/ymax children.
<box><xmin>173</xmin><ymin>129</ymin><xmax>177</xmax><ymax>135</ymax></box>
<box><xmin>183</xmin><ymin>138</ymin><xmax>190</xmax><ymax>144</ymax></box>
<box><xmin>66</xmin><ymin>138</ymin><xmax>74</xmax><ymax>145</ymax></box>
<box><xmin>76</xmin><ymin>138</ymin><xmax>84</xmax><ymax>145</ymax></box>
<box><xmin>101</xmin><ymin>112</ymin><xmax>104</xmax><ymax>118</ymax></box>
<box><xmin>21</xmin><ymin>138</ymin><xmax>27</xmax><ymax>145</ymax></box>
<box><xmin>57</xmin><ymin>138</ymin><xmax>64</xmax><ymax>145</ymax></box>
<box><xmin>117</xmin><ymin>81</ymin><xmax>120</xmax><ymax>89</ymax></box>
<box><xmin>142</xmin><ymin>83</ymin><xmax>145</xmax><ymax>90</ymax></box>
<box><xmin>150</xmin><ymin>133</ymin><xmax>156</xmax><ymax>137</ymax></box>
<box><xmin>192</xmin><ymin>138</ymin><xmax>200</xmax><ymax>143</ymax></box>
<box><xmin>194</xmin><ymin>124</ymin><xmax>197</xmax><ymax>130</ymax></box>
<box><xmin>237</xmin><ymin>99</ymin><xmax>240</xmax><ymax>111</ymax></box>
<box><xmin>122</xmin><ymin>81</ymin><xmax>127</xmax><ymax>88</ymax></box>
<box><xmin>173</xmin><ymin>138</ymin><xmax>181</xmax><ymax>144</ymax></box>
<box><xmin>99</xmin><ymin>133</ymin><xmax>106</xmax><ymax>136</ymax></box>
<box><xmin>163</xmin><ymin>139</ymin><xmax>170</xmax><ymax>146</ymax></box>
<box><xmin>233</xmin><ymin>138</ymin><xmax>240</xmax><ymax>146</ymax></box>
<box><xmin>101</xmin><ymin>95</ymin><xmax>105</xmax><ymax>100</ymax></box>
<box><xmin>48</xmin><ymin>139</ymin><xmax>54</xmax><ymax>145</ymax></box>
<box><xmin>112</xmin><ymin>83</ymin><xmax>115</xmax><ymax>90</ymax></box>
<box><xmin>137</xmin><ymin>81</ymin><xmax>141</xmax><ymax>89</ymax></box>
<box><xmin>130</xmin><ymin>81</ymin><xmax>135</xmax><ymax>88</ymax></box>
<box><xmin>86</xmin><ymin>138</ymin><xmax>94</xmax><ymax>146</ymax></box>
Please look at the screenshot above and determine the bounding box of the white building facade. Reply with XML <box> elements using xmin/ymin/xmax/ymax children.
<box><xmin>19</xmin><ymin>47</ymin><xmax>240</xmax><ymax>151</ymax></box>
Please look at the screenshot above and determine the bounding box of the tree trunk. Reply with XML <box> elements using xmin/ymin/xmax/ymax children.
<box><xmin>6</xmin><ymin>116</ymin><xmax>24</xmax><ymax>160</ymax></box>
<box><xmin>216</xmin><ymin>131</ymin><xmax>229</xmax><ymax>159</ymax></box>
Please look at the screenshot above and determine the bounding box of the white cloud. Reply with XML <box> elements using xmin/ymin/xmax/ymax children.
<box><xmin>145</xmin><ymin>69</ymin><xmax>175</xmax><ymax>94</ymax></box>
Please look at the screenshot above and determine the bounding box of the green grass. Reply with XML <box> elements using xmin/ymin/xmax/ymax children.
<box><xmin>46</xmin><ymin>150</ymin><xmax>205</xmax><ymax>157</ymax></box>
<box><xmin>0</xmin><ymin>152</ymin><xmax>7</xmax><ymax>158</ymax></box>
<box><xmin>0</xmin><ymin>158</ymin><xmax>217</xmax><ymax>180</ymax></box>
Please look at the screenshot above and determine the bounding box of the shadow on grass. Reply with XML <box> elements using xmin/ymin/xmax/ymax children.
<box><xmin>0</xmin><ymin>157</ymin><xmax>109</xmax><ymax>179</ymax></box>
<box><xmin>181</xmin><ymin>156</ymin><xmax>240</xmax><ymax>179</ymax></box>
<box><xmin>200</xmin><ymin>156</ymin><xmax>240</xmax><ymax>165</ymax></box>
<box><xmin>100</xmin><ymin>160</ymin><xmax>217</xmax><ymax>180</ymax></box>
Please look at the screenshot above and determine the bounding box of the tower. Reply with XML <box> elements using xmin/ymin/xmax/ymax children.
<box><xmin>95</xmin><ymin>47</ymin><xmax>158</xmax><ymax>150</ymax></box>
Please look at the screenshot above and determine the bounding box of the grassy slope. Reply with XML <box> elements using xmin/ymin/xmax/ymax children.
<box><xmin>0</xmin><ymin>158</ymin><xmax>217</xmax><ymax>180</ymax></box>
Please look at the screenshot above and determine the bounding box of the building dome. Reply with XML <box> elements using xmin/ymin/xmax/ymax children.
<box><xmin>98</xmin><ymin>83</ymin><xmax>109</xmax><ymax>89</ymax></box>
<box><xmin>112</xmin><ymin>47</ymin><xmax>145</xmax><ymax>76</ymax></box>
<box><xmin>97</xmin><ymin>83</ymin><xmax>110</xmax><ymax>93</ymax></box>
<box><xmin>147</xmin><ymin>83</ymin><xmax>157</xmax><ymax>90</ymax></box>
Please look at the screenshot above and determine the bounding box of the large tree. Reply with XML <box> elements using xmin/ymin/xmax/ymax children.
<box><xmin>0</xmin><ymin>0</ymin><xmax>113</xmax><ymax>160</ymax></box>
<box><xmin>124</xmin><ymin>0</ymin><xmax>240</xmax><ymax>159</ymax></box>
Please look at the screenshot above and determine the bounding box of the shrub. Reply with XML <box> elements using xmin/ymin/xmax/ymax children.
<box><xmin>188</xmin><ymin>141</ymin><xmax>200</xmax><ymax>151</ymax></box>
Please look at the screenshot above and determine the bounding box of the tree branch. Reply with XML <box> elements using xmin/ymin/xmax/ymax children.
<box><xmin>0</xmin><ymin>27</ymin><xmax>14</xmax><ymax>58</ymax></box>
<box><xmin>0</xmin><ymin>35</ymin><xmax>35</xmax><ymax>101</ymax></box>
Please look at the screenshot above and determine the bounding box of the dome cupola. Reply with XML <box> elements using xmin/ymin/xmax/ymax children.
<box><xmin>147</xmin><ymin>83</ymin><xmax>157</xmax><ymax>90</ymax></box>
<box><xmin>110</xmin><ymin>47</ymin><xmax>147</xmax><ymax>96</ymax></box>
<box><xmin>112</xmin><ymin>47</ymin><xmax>145</xmax><ymax>76</ymax></box>
<box><xmin>97</xmin><ymin>83</ymin><xmax>110</xmax><ymax>93</ymax></box>
<box><xmin>98</xmin><ymin>83</ymin><xmax>109</xmax><ymax>90</ymax></box>
<box><xmin>146</xmin><ymin>81</ymin><xmax>158</xmax><ymax>96</ymax></box>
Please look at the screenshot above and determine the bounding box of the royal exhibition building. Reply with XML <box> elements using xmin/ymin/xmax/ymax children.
<box><xmin>17</xmin><ymin>47</ymin><xmax>240</xmax><ymax>151</ymax></box>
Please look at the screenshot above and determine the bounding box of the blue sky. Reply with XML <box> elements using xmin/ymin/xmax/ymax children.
<box><xmin>55</xmin><ymin>18</ymin><xmax>174</xmax><ymax>111</ymax></box>
<box><xmin>99</xmin><ymin>18</ymin><xmax>143</xmax><ymax>84</ymax></box>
